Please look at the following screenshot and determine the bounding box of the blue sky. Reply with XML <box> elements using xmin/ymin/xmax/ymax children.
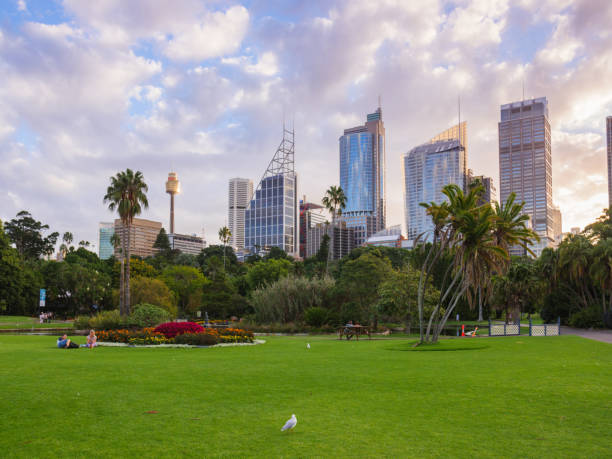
<box><xmin>1</xmin><ymin>0</ymin><xmax>611</xmax><ymax>250</ymax></box>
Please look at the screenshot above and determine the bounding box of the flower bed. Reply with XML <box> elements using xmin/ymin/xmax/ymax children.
<box><xmin>97</xmin><ymin>325</ymin><xmax>254</xmax><ymax>345</ymax></box>
<box><xmin>154</xmin><ymin>322</ymin><xmax>204</xmax><ymax>338</ymax></box>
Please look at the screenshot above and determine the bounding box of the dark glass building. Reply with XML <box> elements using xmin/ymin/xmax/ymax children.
<box><xmin>339</xmin><ymin>107</ymin><xmax>386</xmax><ymax>246</ymax></box>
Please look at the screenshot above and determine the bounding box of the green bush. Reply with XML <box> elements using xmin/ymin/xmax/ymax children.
<box><xmin>129</xmin><ymin>303</ymin><xmax>171</xmax><ymax>328</ymax></box>
<box><xmin>89</xmin><ymin>310</ymin><xmax>126</xmax><ymax>330</ymax></box>
<box><xmin>73</xmin><ymin>315</ymin><xmax>91</xmax><ymax>330</ymax></box>
<box><xmin>304</xmin><ymin>307</ymin><xmax>328</xmax><ymax>327</ymax></box>
<box><xmin>569</xmin><ymin>307</ymin><xmax>604</xmax><ymax>329</ymax></box>
<box><xmin>173</xmin><ymin>332</ymin><xmax>218</xmax><ymax>346</ymax></box>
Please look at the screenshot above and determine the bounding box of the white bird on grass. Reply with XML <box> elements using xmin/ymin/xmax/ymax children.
<box><xmin>281</xmin><ymin>414</ymin><xmax>297</xmax><ymax>432</ymax></box>
<box><xmin>307</xmin><ymin>343</ymin><xmax>310</xmax><ymax>349</ymax></box>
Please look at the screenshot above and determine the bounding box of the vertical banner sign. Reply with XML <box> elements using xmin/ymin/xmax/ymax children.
<box><xmin>39</xmin><ymin>289</ymin><xmax>46</xmax><ymax>307</ymax></box>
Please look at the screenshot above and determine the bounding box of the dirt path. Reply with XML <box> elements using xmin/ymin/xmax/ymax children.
<box><xmin>561</xmin><ymin>327</ymin><xmax>612</xmax><ymax>344</ymax></box>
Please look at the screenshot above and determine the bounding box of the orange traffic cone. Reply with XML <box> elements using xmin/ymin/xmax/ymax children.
<box><xmin>461</xmin><ymin>324</ymin><xmax>465</xmax><ymax>336</ymax></box>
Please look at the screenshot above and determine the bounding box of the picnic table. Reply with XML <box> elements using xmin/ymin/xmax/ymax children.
<box><xmin>338</xmin><ymin>324</ymin><xmax>371</xmax><ymax>340</ymax></box>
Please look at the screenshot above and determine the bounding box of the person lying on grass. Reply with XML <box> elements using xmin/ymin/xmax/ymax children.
<box><xmin>57</xmin><ymin>334</ymin><xmax>79</xmax><ymax>349</ymax></box>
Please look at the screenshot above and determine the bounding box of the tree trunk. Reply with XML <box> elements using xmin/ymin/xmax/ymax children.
<box><xmin>119</xmin><ymin>256</ymin><xmax>125</xmax><ymax>315</ymax></box>
<box><xmin>432</xmin><ymin>284</ymin><xmax>469</xmax><ymax>343</ymax></box>
<box><xmin>478</xmin><ymin>285</ymin><xmax>483</xmax><ymax>322</ymax></box>
<box><xmin>125</xmin><ymin>223</ymin><xmax>131</xmax><ymax>316</ymax></box>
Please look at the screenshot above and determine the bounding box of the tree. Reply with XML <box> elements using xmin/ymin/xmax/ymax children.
<box><xmin>246</xmin><ymin>258</ymin><xmax>293</xmax><ymax>290</ymax></box>
<box><xmin>338</xmin><ymin>252</ymin><xmax>392</xmax><ymax>329</ymax></box>
<box><xmin>103</xmin><ymin>169</ymin><xmax>149</xmax><ymax>315</ymax></box>
<box><xmin>218</xmin><ymin>226</ymin><xmax>232</xmax><ymax>270</ymax></box>
<box><xmin>322</xmin><ymin>185</ymin><xmax>347</xmax><ymax>269</ymax></box>
<box><xmin>197</xmin><ymin>245</ymin><xmax>239</xmax><ymax>274</ymax></box>
<box><xmin>0</xmin><ymin>219</ymin><xmax>31</xmax><ymax>314</ymax></box>
<box><xmin>264</xmin><ymin>246</ymin><xmax>290</xmax><ymax>260</ymax></box>
<box><xmin>153</xmin><ymin>228</ymin><xmax>171</xmax><ymax>252</ymax></box>
<box><xmin>5</xmin><ymin>211</ymin><xmax>59</xmax><ymax>260</ymax></box>
<box><xmin>130</xmin><ymin>276</ymin><xmax>178</xmax><ymax>317</ymax></box>
<box><xmin>201</xmin><ymin>270</ymin><xmax>246</xmax><ymax>319</ymax></box>
<box><xmin>416</xmin><ymin>184</ymin><xmax>537</xmax><ymax>343</ymax></box>
<box><xmin>161</xmin><ymin>265</ymin><xmax>208</xmax><ymax>317</ymax></box>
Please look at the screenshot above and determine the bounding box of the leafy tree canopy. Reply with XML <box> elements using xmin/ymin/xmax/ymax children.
<box><xmin>5</xmin><ymin>211</ymin><xmax>59</xmax><ymax>260</ymax></box>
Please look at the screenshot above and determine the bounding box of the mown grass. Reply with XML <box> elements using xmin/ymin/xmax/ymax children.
<box><xmin>1</xmin><ymin>334</ymin><xmax>611</xmax><ymax>458</ymax></box>
<box><xmin>0</xmin><ymin>315</ymin><xmax>72</xmax><ymax>329</ymax></box>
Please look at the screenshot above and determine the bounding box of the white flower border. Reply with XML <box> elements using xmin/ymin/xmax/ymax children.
<box><xmin>98</xmin><ymin>339</ymin><xmax>266</xmax><ymax>348</ymax></box>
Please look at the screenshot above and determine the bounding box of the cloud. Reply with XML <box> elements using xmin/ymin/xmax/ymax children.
<box><xmin>163</xmin><ymin>6</ymin><xmax>250</xmax><ymax>61</ymax></box>
<box><xmin>1</xmin><ymin>0</ymin><xmax>611</xmax><ymax>248</ymax></box>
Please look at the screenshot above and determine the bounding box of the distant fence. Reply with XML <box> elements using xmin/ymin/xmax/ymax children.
<box><xmin>529</xmin><ymin>318</ymin><xmax>561</xmax><ymax>336</ymax></box>
<box><xmin>488</xmin><ymin>320</ymin><xmax>521</xmax><ymax>336</ymax></box>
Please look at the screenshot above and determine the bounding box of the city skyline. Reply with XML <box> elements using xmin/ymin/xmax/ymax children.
<box><xmin>1</xmin><ymin>1</ymin><xmax>611</xmax><ymax>248</ymax></box>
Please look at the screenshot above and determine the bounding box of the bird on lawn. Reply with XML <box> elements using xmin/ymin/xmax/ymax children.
<box><xmin>281</xmin><ymin>414</ymin><xmax>297</xmax><ymax>432</ymax></box>
<box><xmin>307</xmin><ymin>343</ymin><xmax>310</xmax><ymax>349</ymax></box>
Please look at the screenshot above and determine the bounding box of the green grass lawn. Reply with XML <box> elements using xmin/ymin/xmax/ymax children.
<box><xmin>0</xmin><ymin>315</ymin><xmax>73</xmax><ymax>330</ymax></box>
<box><xmin>1</xmin><ymin>335</ymin><xmax>611</xmax><ymax>458</ymax></box>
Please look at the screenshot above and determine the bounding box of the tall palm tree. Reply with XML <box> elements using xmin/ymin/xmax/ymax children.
<box><xmin>492</xmin><ymin>193</ymin><xmax>539</xmax><ymax>260</ymax></box>
<box><xmin>322</xmin><ymin>185</ymin><xmax>347</xmax><ymax>269</ymax></box>
<box><xmin>110</xmin><ymin>232</ymin><xmax>124</xmax><ymax>312</ymax></box>
<box><xmin>218</xmin><ymin>226</ymin><xmax>232</xmax><ymax>270</ymax></box>
<box><xmin>103</xmin><ymin>169</ymin><xmax>148</xmax><ymax>316</ymax></box>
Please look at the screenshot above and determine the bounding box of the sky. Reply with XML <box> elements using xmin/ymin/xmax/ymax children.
<box><xmin>1</xmin><ymin>0</ymin><xmax>611</xmax><ymax>250</ymax></box>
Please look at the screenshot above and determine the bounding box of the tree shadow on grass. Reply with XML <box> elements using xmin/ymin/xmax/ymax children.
<box><xmin>385</xmin><ymin>343</ymin><xmax>490</xmax><ymax>352</ymax></box>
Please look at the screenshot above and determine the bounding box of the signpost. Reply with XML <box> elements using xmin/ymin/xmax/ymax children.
<box><xmin>39</xmin><ymin>289</ymin><xmax>46</xmax><ymax>308</ymax></box>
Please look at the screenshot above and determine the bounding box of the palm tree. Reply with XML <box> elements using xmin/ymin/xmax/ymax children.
<box><xmin>492</xmin><ymin>193</ymin><xmax>539</xmax><ymax>260</ymax></box>
<box><xmin>417</xmin><ymin>184</ymin><xmax>537</xmax><ymax>343</ymax></box>
<box><xmin>322</xmin><ymin>185</ymin><xmax>347</xmax><ymax>270</ymax></box>
<box><xmin>590</xmin><ymin>239</ymin><xmax>612</xmax><ymax>314</ymax></box>
<box><xmin>110</xmin><ymin>232</ymin><xmax>123</xmax><ymax>312</ymax></box>
<box><xmin>218</xmin><ymin>226</ymin><xmax>232</xmax><ymax>270</ymax></box>
<box><xmin>103</xmin><ymin>169</ymin><xmax>148</xmax><ymax>316</ymax></box>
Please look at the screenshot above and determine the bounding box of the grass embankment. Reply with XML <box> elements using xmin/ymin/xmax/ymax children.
<box><xmin>1</xmin><ymin>335</ymin><xmax>610</xmax><ymax>458</ymax></box>
<box><xmin>0</xmin><ymin>315</ymin><xmax>72</xmax><ymax>330</ymax></box>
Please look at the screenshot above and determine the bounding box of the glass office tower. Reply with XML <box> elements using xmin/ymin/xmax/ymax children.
<box><xmin>98</xmin><ymin>222</ymin><xmax>115</xmax><ymax>260</ymax></box>
<box><xmin>244</xmin><ymin>127</ymin><xmax>298</xmax><ymax>256</ymax></box>
<box><xmin>339</xmin><ymin>107</ymin><xmax>386</xmax><ymax>246</ymax></box>
<box><xmin>498</xmin><ymin>97</ymin><xmax>553</xmax><ymax>256</ymax></box>
<box><xmin>403</xmin><ymin>138</ymin><xmax>467</xmax><ymax>241</ymax></box>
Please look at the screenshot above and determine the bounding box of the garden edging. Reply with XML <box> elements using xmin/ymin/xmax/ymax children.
<box><xmin>98</xmin><ymin>339</ymin><xmax>266</xmax><ymax>348</ymax></box>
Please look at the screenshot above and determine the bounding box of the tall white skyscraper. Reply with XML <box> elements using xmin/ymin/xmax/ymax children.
<box><xmin>228</xmin><ymin>177</ymin><xmax>253</xmax><ymax>250</ymax></box>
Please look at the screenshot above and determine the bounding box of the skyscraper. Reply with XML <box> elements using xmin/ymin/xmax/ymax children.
<box><xmin>468</xmin><ymin>171</ymin><xmax>496</xmax><ymax>205</ymax></box>
<box><xmin>607</xmin><ymin>116</ymin><xmax>612</xmax><ymax>209</ymax></box>
<box><xmin>339</xmin><ymin>107</ymin><xmax>386</xmax><ymax>246</ymax></box>
<box><xmin>113</xmin><ymin>218</ymin><xmax>162</xmax><ymax>258</ymax></box>
<box><xmin>299</xmin><ymin>198</ymin><xmax>326</xmax><ymax>259</ymax></box>
<box><xmin>498</xmin><ymin>97</ymin><xmax>553</xmax><ymax>255</ymax></box>
<box><xmin>98</xmin><ymin>222</ymin><xmax>114</xmax><ymax>260</ymax></box>
<box><xmin>403</xmin><ymin>137</ymin><xmax>467</xmax><ymax>241</ymax></box>
<box><xmin>244</xmin><ymin>126</ymin><xmax>298</xmax><ymax>256</ymax></box>
<box><xmin>228</xmin><ymin>177</ymin><xmax>253</xmax><ymax>250</ymax></box>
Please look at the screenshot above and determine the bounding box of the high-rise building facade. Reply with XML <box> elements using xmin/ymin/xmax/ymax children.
<box><xmin>113</xmin><ymin>218</ymin><xmax>162</xmax><ymax>258</ymax></box>
<box><xmin>339</xmin><ymin>107</ymin><xmax>386</xmax><ymax>246</ymax></box>
<box><xmin>468</xmin><ymin>172</ymin><xmax>496</xmax><ymax>204</ymax></box>
<box><xmin>306</xmin><ymin>221</ymin><xmax>355</xmax><ymax>260</ymax></box>
<box><xmin>244</xmin><ymin>127</ymin><xmax>298</xmax><ymax>256</ymax></box>
<box><xmin>228</xmin><ymin>177</ymin><xmax>253</xmax><ymax>250</ymax></box>
<box><xmin>98</xmin><ymin>222</ymin><xmax>114</xmax><ymax>260</ymax></box>
<box><xmin>498</xmin><ymin>97</ymin><xmax>553</xmax><ymax>255</ymax></box>
<box><xmin>403</xmin><ymin>138</ymin><xmax>467</xmax><ymax>241</ymax></box>
<box><xmin>607</xmin><ymin>116</ymin><xmax>612</xmax><ymax>209</ymax></box>
<box><xmin>299</xmin><ymin>198</ymin><xmax>326</xmax><ymax>259</ymax></box>
<box><xmin>169</xmin><ymin>233</ymin><xmax>205</xmax><ymax>255</ymax></box>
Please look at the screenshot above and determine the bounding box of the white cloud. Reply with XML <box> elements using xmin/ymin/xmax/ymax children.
<box><xmin>17</xmin><ymin>0</ymin><xmax>27</xmax><ymax>12</ymax></box>
<box><xmin>163</xmin><ymin>6</ymin><xmax>249</xmax><ymax>61</ymax></box>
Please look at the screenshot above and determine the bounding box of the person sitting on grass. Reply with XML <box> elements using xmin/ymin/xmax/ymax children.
<box><xmin>86</xmin><ymin>330</ymin><xmax>97</xmax><ymax>348</ymax></box>
<box><xmin>57</xmin><ymin>334</ymin><xmax>79</xmax><ymax>349</ymax></box>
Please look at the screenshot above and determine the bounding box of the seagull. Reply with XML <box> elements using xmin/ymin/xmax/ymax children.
<box><xmin>281</xmin><ymin>414</ymin><xmax>297</xmax><ymax>432</ymax></box>
<box><xmin>307</xmin><ymin>343</ymin><xmax>310</xmax><ymax>349</ymax></box>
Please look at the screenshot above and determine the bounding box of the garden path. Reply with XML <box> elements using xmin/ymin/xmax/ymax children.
<box><xmin>561</xmin><ymin>327</ymin><xmax>612</xmax><ymax>344</ymax></box>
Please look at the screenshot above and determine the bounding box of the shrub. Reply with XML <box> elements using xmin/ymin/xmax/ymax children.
<box><xmin>128</xmin><ymin>336</ymin><xmax>172</xmax><ymax>345</ymax></box>
<box><xmin>130</xmin><ymin>276</ymin><xmax>178</xmax><ymax>318</ymax></box>
<box><xmin>154</xmin><ymin>321</ymin><xmax>204</xmax><ymax>338</ymax></box>
<box><xmin>250</xmin><ymin>275</ymin><xmax>335</xmax><ymax>323</ymax></box>
<box><xmin>569</xmin><ymin>306</ymin><xmax>604</xmax><ymax>329</ymax></box>
<box><xmin>129</xmin><ymin>303</ymin><xmax>172</xmax><ymax>328</ymax></box>
<box><xmin>89</xmin><ymin>310</ymin><xmax>126</xmax><ymax>330</ymax></box>
<box><xmin>73</xmin><ymin>315</ymin><xmax>90</xmax><ymax>330</ymax></box>
<box><xmin>304</xmin><ymin>307</ymin><xmax>328</xmax><ymax>327</ymax></box>
<box><xmin>173</xmin><ymin>332</ymin><xmax>218</xmax><ymax>346</ymax></box>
